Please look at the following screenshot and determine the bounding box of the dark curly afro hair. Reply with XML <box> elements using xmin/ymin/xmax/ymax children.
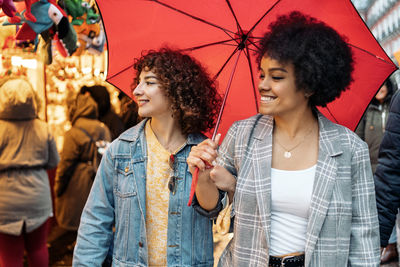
<box><xmin>132</xmin><ymin>47</ymin><xmax>222</xmax><ymax>135</ymax></box>
<box><xmin>256</xmin><ymin>11</ymin><xmax>354</xmax><ymax>107</ymax></box>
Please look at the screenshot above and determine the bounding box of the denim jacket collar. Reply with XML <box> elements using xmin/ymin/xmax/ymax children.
<box><xmin>119</xmin><ymin>118</ymin><xmax>206</xmax><ymax>145</ymax></box>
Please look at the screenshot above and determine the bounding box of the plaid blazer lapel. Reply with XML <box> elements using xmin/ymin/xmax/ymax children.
<box><xmin>251</xmin><ymin>116</ymin><xmax>274</xmax><ymax>249</ymax></box>
<box><xmin>304</xmin><ymin>112</ymin><xmax>343</xmax><ymax>266</ymax></box>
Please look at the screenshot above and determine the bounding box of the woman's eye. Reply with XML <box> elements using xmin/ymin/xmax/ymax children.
<box><xmin>272</xmin><ymin>76</ymin><xmax>283</xmax><ymax>80</ymax></box>
<box><xmin>259</xmin><ymin>74</ymin><xmax>265</xmax><ymax>79</ymax></box>
<box><xmin>146</xmin><ymin>81</ymin><xmax>156</xmax><ymax>85</ymax></box>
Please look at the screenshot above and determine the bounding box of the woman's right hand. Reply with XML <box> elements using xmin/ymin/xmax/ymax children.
<box><xmin>187</xmin><ymin>134</ymin><xmax>221</xmax><ymax>210</ymax></box>
<box><xmin>187</xmin><ymin>134</ymin><xmax>221</xmax><ymax>175</ymax></box>
<box><xmin>187</xmin><ymin>134</ymin><xmax>236</xmax><ymax>194</ymax></box>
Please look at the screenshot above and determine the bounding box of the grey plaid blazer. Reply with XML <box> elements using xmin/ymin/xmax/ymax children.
<box><xmin>217</xmin><ymin>112</ymin><xmax>380</xmax><ymax>267</ymax></box>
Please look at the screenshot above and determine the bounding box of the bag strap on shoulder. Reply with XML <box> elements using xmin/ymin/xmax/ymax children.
<box><xmin>75</xmin><ymin>127</ymin><xmax>99</xmax><ymax>172</ymax></box>
<box><xmin>76</xmin><ymin>127</ymin><xmax>95</xmax><ymax>143</ymax></box>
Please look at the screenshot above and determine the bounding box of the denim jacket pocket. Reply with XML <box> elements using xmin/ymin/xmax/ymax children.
<box><xmin>113</xmin><ymin>158</ymin><xmax>144</xmax><ymax>263</ymax></box>
<box><xmin>115</xmin><ymin>160</ymin><xmax>137</xmax><ymax>198</ymax></box>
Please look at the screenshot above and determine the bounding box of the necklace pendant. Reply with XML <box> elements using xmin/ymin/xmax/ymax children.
<box><xmin>284</xmin><ymin>151</ymin><xmax>292</xmax><ymax>158</ymax></box>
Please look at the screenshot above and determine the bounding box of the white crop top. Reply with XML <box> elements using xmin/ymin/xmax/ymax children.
<box><xmin>269</xmin><ymin>165</ymin><xmax>316</xmax><ymax>256</ymax></box>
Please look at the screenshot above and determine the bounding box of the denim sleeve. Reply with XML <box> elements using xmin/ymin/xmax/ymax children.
<box><xmin>73</xmin><ymin>145</ymin><xmax>115</xmax><ymax>266</ymax></box>
<box><xmin>191</xmin><ymin>190</ymin><xmax>225</xmax><ymax>220</ymax></box>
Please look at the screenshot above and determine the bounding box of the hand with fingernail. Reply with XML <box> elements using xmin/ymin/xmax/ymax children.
<box><xmin>187</xmin><ymin>134</ymin><xmax>221</xmax><ymax>211</ymax></box>
<box><xmin>187</xmin><ymin>133</ymin><xmax>236</xmax><ymax>208</ymax></box>
<box><xmin>187</xmin><ymin>133</ymin><xmax>221</xmax><ymax>173</ymax></box>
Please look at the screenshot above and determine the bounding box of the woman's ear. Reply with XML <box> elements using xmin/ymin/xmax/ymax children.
<box><xmin>304</xmin><ymin>91</ymin><xmax>314</xmax><ymax>98</ymax></box>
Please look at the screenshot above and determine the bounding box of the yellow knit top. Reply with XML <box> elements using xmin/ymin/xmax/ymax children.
<box><xmin>145</xmin><ymin>122</ymin><xmax>171</xmax><ymax>266</ymax></box>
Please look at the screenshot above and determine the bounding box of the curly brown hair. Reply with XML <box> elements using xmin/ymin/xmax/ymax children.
<box><xmin>132</xmin><ymin>47</ymin><xmax>222</xmax><ymax>135</ymax></box>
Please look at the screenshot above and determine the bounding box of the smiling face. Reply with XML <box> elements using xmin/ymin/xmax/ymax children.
<box><xmin>258</xmin><ymin>56</ymin><xmax>310</xmax><ymax>117</ymax></box>
<box><xmin>132</xmin><ymin>69</ymin><xmax>173</xmax><ymax>119</ymax></box>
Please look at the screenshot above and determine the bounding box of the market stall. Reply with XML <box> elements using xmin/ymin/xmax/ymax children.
<box><xmin>0</xmin><ymin>1</ymin><xmax>121</xmax><ymax>151</ymax></box>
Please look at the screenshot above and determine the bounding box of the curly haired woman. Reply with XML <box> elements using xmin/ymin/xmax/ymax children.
<box><xmin>187</xmin><ymin>12</ymin><xmax>380</xmax><ymax>266</ymax></box>
<box><xmin>73</xmin><ymin>47</ymin><xmax>222</xmax><ymax>266</ymax></box>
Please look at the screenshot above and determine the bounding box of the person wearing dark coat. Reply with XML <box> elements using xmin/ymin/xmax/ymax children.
<box><xmin>50</xmin><ymin>92</ymin><xmax>111</xmax><ymax>256</ymax></box>
<box><xmin>80</xmin><ymin>85</ymin><xmax>124</xmax><ymax>140</ymax></box>
<box><xmin>356</xmin><ymin>79</ymin><xmax>394</xmax><ymax>173</ymax></box>
<box><xmin>55</xmin><ymin>93</ymin><xmax>111</xmax><ymax>230</ymax></box>
<box><xmin>375</xmin><ymin>89</ymin><xmax>400</xmax><ymax>263</ymax></box>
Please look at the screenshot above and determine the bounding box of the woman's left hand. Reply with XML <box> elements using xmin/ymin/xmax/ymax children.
<box><xmin>210</xmin><ymin>165</ymin><xmax>236</xmax><ymax>203</ymax></box>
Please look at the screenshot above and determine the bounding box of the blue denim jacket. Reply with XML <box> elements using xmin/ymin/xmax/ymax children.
<box><xmin>73</xmin><ymin>119</ymin><xmax>215</xmax><ymax>267</ymax></box>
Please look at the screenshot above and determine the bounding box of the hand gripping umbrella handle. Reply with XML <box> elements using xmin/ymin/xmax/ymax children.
<box><xmin>187</xmin><ymin>50</ymin><xmax>242</xmax><ymax>207</ymax></box>
<box><xmin>187</xmin><ymin>163</ymin><xmax>212</xmax><ymax>206</ymax></box>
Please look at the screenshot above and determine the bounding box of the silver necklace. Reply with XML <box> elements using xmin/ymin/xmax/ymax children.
<box><xmin>274</xmin><ymin>127</ymin><xmax>314</xmax><ymax>158</ymax></box>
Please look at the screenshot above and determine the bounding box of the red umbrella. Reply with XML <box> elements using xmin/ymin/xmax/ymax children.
<box><xmin>97</xmin><ymin>0</ymin><xmax>396</xmax><ymax>134</ymax></box>
<box><xmin>96</xmin><ymin>0</ymin><xmax>397</xmax><ymax>204</ymax></box>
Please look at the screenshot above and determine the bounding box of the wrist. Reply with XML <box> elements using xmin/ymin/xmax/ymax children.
<box><xmin>228</xmin><ymin>182</ymin><xmax>236</xmax><ymax>195</ymax></box>
<box><xmin>227</xmin><ymin>181</ymin><xmax>236</xmax><ymax>203</ymax></box>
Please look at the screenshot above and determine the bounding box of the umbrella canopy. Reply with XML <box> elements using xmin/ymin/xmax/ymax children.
<box><xmin>97</xmin><ymin>0</ymin><xmax>396</xmax><ymax>137</ymax></box>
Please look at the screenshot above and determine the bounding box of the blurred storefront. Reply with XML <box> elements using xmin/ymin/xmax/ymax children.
<box><xmin>0</xmin><ymin>3</ymin><xmax>121</xmax><ymax>151</ymax></box>
<box><xmin>353</xmin><ymin>0</ymin><xmax>400</xmax><ymax>83</ymax></box>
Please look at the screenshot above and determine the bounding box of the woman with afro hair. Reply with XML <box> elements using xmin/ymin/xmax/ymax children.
<box><xmin>73</xmin><ymin>47</ymin><xmax>223</xmax><ymax>266</ymax></box>
<box><xmin>188</xmin><ymin>11</ymin><xmax>380</xmax><ymax>266</ymax></box>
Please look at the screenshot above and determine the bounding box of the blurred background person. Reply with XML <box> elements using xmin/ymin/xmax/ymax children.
<box><xmin>356</xmin><ymin>78</ymin><xmax>398</xmax><ymax>264</ymax></box>
<box><xmin>51</xmin><ymin>90</ymin><xmax>111</xmax><ymax>257</ymax></box>
<box><xmin>0</xmin><ymin>77</ymin><xmax>60</xmax><ymax>267</ymax></box>
<box><xmin>80</xmin><ymin>85</ymin><xmax>124</xmax><ymax>140</ymax></box>
<box><xmin>374</xmin><ymin>89</ymin><xmax>400</xmax><ymax>265</ymax></box>
<box><xmin>356</xmin><ymin>79</ymin><xmax>395</xmax><ymax>173</ymax></box>
<box><xmin>118</xmin><ymin>91</ymin><xmax>141</xmax><ymax>130</ymax></box>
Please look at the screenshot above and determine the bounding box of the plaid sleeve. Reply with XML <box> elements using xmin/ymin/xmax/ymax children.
<box><xmin>348</xmin><ymin>139</ymin><xmax>380</xmax><ymax>266</ymax></box>
<box><xmin>191</xmin><ymin>189</ymin><xmax>225</xmax><ymax>219</ymax></box>
<box><xmin>216</xmin><ymin>121</ymin><xmax>239</xmax><ymax>177</ymax></box>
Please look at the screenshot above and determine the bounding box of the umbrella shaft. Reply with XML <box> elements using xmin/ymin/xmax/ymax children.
<box><xmin>212</xmin><ymin>49</ymin><xmax>243</xmax><ymax>141</ymax></box>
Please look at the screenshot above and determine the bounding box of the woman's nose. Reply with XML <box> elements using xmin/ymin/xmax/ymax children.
<box><xmin>133</xmin><ymin>83</ymin><xmax>143</xmax><ymax>96</ymax></box>
<box><xmin>258</xmin><ymin>79</ymin><xmax>270</xmax><ymax>91</ymax></box>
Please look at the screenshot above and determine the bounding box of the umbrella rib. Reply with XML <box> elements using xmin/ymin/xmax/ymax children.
<box><xmin>107</xmin><ymin>64</ymin><xmax>133</xmax><ymax>82</ymax></box>
<box><xmin>324</xmin><ymin>106</ymin><xmax>339</xmax><ymax>124</ymax></box>
<box><xmin>179</xmin><ymin>39</ymin><xmax>236</xmax><ymax>52</ymax></box>
<box><xmin>247</xmin><ymin>0</ymin><xmax>282</xmax><ymax>35</ymax></box>
<box><xmin>109</xmin><ymin>40</ymin><xmax>240</xmax><ymax>81</ymax></box>
<box><xmin>212</xmin><ymin>49</ymin><xmax>243</xmax><ymax>140</ymax></box>
<box><xmin>222</xmin><ymin>43</ymin><xmax>244</xmax><ymax>47</ymax></box>
<box><xmin>225</xmin><ymin>0</ymin><xmax>243</xmax><ymax>34</ymax></box>
<box><xmin>348</xmin><ymin>43</ymin><xmax>396</xmax><ymax>65</ymax></box>
<box><xmin>213</xmin><ymin>47</ymin><xmax>240</xmax><ymax>81</ymax></box>
<box><xmin>246</xmin><ymin>47</ymin><xmax>259</xmax><ymax>53</ymax></box>
<box><xmin>244</xmin><ymin>47</ymin><xmax>259</xmax><ymax>111</ymax></box>
<box><xmin>150</xmin><ymin>0</ymin><xmax>236</xmax><ymax>40</ymax></box>
<box><xmin>247</xmin><ymin>38</ymin><xmax>261</xmax><ymax>51</ymax></box>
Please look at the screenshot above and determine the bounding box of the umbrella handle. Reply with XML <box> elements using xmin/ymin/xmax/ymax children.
<box><xmin>187</xmin><ymin>167</ymin><xmax>199</xmax><ymax>206</ymax></box>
